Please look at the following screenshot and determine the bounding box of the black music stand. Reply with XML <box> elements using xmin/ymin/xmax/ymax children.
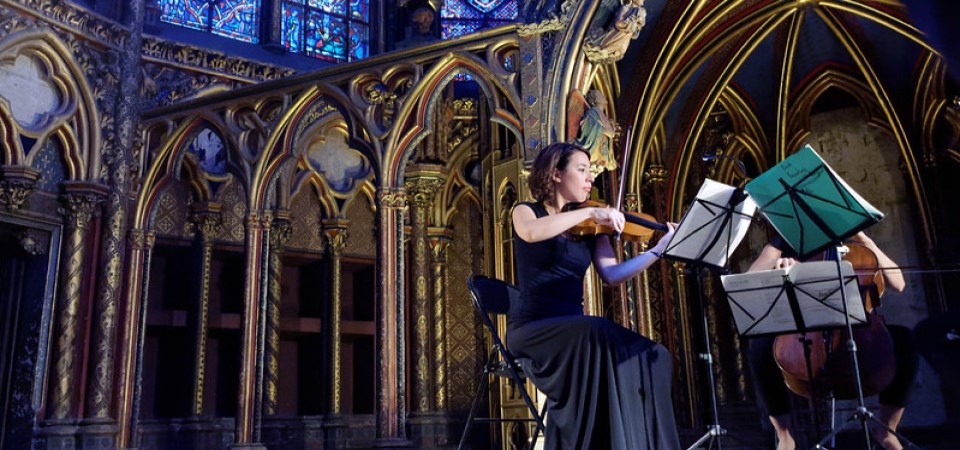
<box><xmin>661</xmin><ymin>179</ymin><xmax>762</xmax><ymax>450</ymax></box>
<box><xmin>744</xmin><ymin>145</ymin><xmax>918</xmax><ymax>449</ymax></box>
<box><xmin>722</xmin><ymin>260</ymin><xmax>866</xmax><ymax>440</ymax></box>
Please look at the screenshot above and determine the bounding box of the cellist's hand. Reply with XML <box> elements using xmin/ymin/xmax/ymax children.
<box><xmin>774</xmin><ymin>257</ymin><xmax>799</xmax><ymax>269</ymax></box>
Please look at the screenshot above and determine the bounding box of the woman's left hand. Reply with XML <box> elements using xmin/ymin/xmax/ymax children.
<box><xmin>650</xmin><ymin>222</ymin><xmax>678</xmax><ymax>254</ymax></box>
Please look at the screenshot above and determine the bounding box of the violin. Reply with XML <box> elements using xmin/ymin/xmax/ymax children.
<box><xmin>566</xmin><ymin>200</ymin><xmax>667</xmax><ymax>242</ymax></box>
<box><xmin>772</xmin><ymin>242</ymin><xmax>896</xmax><ymax>399</ymax></box>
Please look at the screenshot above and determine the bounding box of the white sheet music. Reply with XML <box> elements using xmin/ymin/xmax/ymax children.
<box><xmin>662</xmin><ymin>179</ymin><xmax>757</xmax><ymax>268</ymax></box>
<box><xmin>720</xmin><ymin>261</ymin><xmax>866</xmax><ymax>336</ymax></box>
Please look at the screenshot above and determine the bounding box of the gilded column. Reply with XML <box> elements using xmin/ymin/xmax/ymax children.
<box><xmin>116</xmin><ymin>229</ymin><xmax>155</xmax><ymax>449</ymax></box>
<box><xmin>235</xmin><ymin>210</ymin><xmax>272</xmax><ymax>448</ymax></box>
<box><xmin>264</xmin><ymin>211</ymin><xmax>291</xmax><ymax>416</ymax></box>
<box><xmin>404</xmin><ymin>168</ymin><xmax>444</xmax><ymax>414</ymax></box>
<box><xmin>190</xmin><ymin>204</ymin><xmax>222</xmax><ymax>416</ymax></box>
<box><xmin>374</xmin><ymin>187</ymin><xmax>410</xmax><ymax>446</ymax></box>
<box><xmin>428</xmin><ymin>227</ymin><xmax>452</xmax><ymax>411</ymax></box>
<box><xmin>50</xmin><ymin>182</ymin><xmax>107</xmax><ymax>421</ymax></box>
<box><xmin>322</xmin><ymin>219</ymin><xmax>348</xmax><ymax>416</ymax></box>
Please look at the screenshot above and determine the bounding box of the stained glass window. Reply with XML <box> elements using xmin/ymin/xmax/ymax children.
<box><xmin>282</xmin><ymin>0</ymin><xmax>369</xmax><ymax>62</ymax></box>
<box><xmin>441</xmin><ymin>0</ymin><xmax>517</xmax><ymax>40</ymax></box>
<box><xmin>159</xmin><ymin>0</ymin><xmax>261</xmax><ymax>43</ymax></box>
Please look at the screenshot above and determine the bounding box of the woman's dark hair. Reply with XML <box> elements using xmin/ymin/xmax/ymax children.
<box><xmin>527</xmin><ymin>142</ymin><xmax>590</xmax><ymax>203</ymax></box>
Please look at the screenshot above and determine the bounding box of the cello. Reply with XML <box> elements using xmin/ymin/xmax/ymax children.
<box><xmin>771</xmin><ymin>242</ymin><xmax>897</xmax><ymax>400</ymax></box>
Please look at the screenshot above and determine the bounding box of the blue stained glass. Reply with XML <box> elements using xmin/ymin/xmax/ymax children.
<box><xmin>349</xmin><ymin>0</ymin><xmax>368</xmax><ymax>22</ymax></box>
<box><xmin>282</xmin><ymin>3</ymin><xmax>303</xmax><ymax>52</ymax></box>
<box><xmin>464</xmin><ymin>0</ymin><xmax>504</xmax><ymax>14</ymax></box>
<box><xmin>306</xmin><ymin>11</ymin><xmax>347</xmax><ymax>61</ymax></box>
<box><xmin>441</xmin><ymin>0</ymin><xmax>482</xmax><ymax>19</ymax></box>
<box><xmin>441</xmin><ymin>0</ymin><xmax>516</xmax><ymax>40</ymax></box>
<box><xmin>491</xmin><ymin>1</ymin><xmax>517</xmax><ymax>20</ymax></box>
<box><xmin>349</xmin><ymin>22</ymin><xmax>369</xmax><ymax>61</ymax></box>
<box><xmin>308</xmin><ymin>0</ymin><xmax>345</xmax><ymax>15</ymax></box>
<box><xmin>211</xmin><ymin>0</ymin><xmax>260</xmax><ymax>43</ymax></box>
<box><xmin>159</xmin><ymin>1</ymin><xmax>260</xmax><ymax>43</ymax></box>
<box><xmin>280</xmin><ymin>0</ymin><xmax>368</xmax><ymax>62</ymax></box>
<box><xmin>160</xmin><ymin>0</ymin><xmax>209</xmax><ymax>31</ymax></box>
<box><xmin>442</xmin><ymin>20</ymin><xmax>480</xmax><ymax>39</ymax></box>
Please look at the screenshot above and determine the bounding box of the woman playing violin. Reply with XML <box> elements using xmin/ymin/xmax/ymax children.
<box><xmin>746</xmin><ymin>231</ymin><xmax>918</xmax><ymax>450</ymax></box>
<box><xmin>507</xmin><ymin>142</ymin><xmax>681</xmax><ymax>449</ymax></box>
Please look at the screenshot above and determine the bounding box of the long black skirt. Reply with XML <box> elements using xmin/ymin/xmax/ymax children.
<box><xmin>508</xmin><ymin>315</ymin><xmax>681</xmax><ymax>450</ymax></box>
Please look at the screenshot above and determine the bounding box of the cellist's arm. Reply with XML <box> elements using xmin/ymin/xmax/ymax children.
<box><xmin>849</xmin><ymin>232</ymin><xmax>906</xmax><ymax>292</ymax></box>
<box><xmin>748</xmin><ymin>243</ymin><xmax>799</xmax><ymax>272</ymax></box>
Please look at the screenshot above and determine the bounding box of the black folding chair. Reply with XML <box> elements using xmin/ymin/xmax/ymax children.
<box><xmin>457</xmin><ymin>275</ymin><xmax>546</xmax><ymax>450</ymax></box>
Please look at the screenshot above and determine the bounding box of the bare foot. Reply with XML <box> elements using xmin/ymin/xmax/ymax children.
<box><xmin>872</xmin><ymin>429</ymin><xmax>903</xmax><ymax>450</ymax></box>
<box><xmin>775</xmin><ymin>433</ymin><xmax>795</xmax><ymax>450</ymax></box>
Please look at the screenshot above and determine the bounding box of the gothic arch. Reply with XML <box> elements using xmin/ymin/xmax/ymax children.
<box><xmin>252</xmin><ymin>85</ymin><xmax>374</xmax><ymax>212</ymax></box>
<box><xmin>0</xmin><ymin>29</ymin><xmax>101</xmax><ymax>181</ymax></box>
<box><xmin>134</xmin><ymin>114</ymin><xmax>241</xmax><ymax>229</ymax></box>
<box><xmin>384</xmin><ymin>51</ymin><xmax>522</xmax><ymax>187</ymax></box>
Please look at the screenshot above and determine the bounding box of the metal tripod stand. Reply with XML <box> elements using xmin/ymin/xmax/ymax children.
<box><xmin>686</xmin><ymin>267</ymin><xmax>763</xmax><ymax>450</ymax></box>
<box><xmin>810</xmin><ymin>245</ymin><xmax>920</xmax><ymax>450</ymax></box>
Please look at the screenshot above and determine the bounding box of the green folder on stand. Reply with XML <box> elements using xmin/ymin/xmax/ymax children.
<box><xmin>744</xmin><ymin>145</ymin><xmax>884</xmax><ymax>259</ymax></box>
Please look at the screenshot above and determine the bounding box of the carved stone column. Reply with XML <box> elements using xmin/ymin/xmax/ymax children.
<box><xmin>49</xmin><ymin>182</ymin><xmax>107</xmax><ymax>422</ymax></box>
<box><xmin>94</xmin><ymin>0</ymin><xmax>143</xmax><ymax>444</ymax></box>
<box><xmin>374</xmin><ymin>187</ymin><xmax>410</xmax><ymax>447</ymax></box>
<box><xmin>264</xmin><ymin>211</ymin><xmax>291</xmax><ymax>416</ymax></box>
<box><xmin>0</xmin><ymin>166</ymin><xmax>39</xmax><ymax>212</ymax></box>
<box><xmin>235</xmin><ymin>210</ymin><xmax>272</xmax><ymax>449</ymax></box>
<box><xmin>190</xmin><ymin>204</ymin><xmax>223</xmax><ymax>417</ymax></box>
<box><xmin>404</xmin><ymin>167</ymin><xmax>444</xmax><ymax>414</ymax></box>
<box><xmin>321</xmin><ymin>219</ymin><xmax>348</xmax><ymax>417</ymax></box>
<box><xmin>428</xmin><ymin>227</ymin><xmax>452</xmax><ymax>412</ymax></box>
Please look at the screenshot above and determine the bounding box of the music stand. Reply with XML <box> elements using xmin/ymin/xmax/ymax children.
<box><xmin>661</xmin><ymin>179</ymin><xmax>762</xmax><ymax>450</ymax></box>
<box><xmin>744</xmin><ymin>145</ymin><xmax>917</xmax><ymax>449</ymax></box>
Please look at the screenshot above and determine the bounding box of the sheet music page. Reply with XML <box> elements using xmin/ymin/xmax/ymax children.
<box><xmin>721</xmin><ymin>261</ymin><xmax>865</xmax><ymax>336</ymax></box>
<box><xmin>744</xmin><ymin>145</ymin><xmax>884</xmax><ymax>258</ymax></box>
<box><xmin>720</xmin><ymin>269</ymin><xmax>797</xmax><ymax>335</ymax></box>
<box><xmin>663</xmin><ymin>179</ymin><xmax>757</xmax><ymax>268</ymax></box>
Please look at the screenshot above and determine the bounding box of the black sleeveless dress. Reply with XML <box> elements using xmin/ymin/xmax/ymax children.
<box><xmin>507</xmin><ymin>202</ymin><xmax>681</xmax><ymax>450</ymax></box>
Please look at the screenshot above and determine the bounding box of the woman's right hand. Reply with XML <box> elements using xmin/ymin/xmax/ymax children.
<box><xmin>590</xmin><ymin>207</ymin><xmax>625</xmax><ymax>234</ymax></box>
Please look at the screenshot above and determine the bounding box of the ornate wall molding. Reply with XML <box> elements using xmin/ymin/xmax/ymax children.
<box><xmin>0</xmin><ymin>0</ymin><xmax>126</xmax><ymax>49</ymax></box>
<box><xmin>141</xmin><ymin>36</ymin><xmax>296</xmax><ymax>84</ymax></box>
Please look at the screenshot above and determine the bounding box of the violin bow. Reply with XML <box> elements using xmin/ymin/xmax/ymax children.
<box><xmin>614</xmin><ymin>125</ymin><xmax>634</xmax><ymax>213</ymax></box>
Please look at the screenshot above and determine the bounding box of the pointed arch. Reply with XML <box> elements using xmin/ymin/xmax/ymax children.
<box><xmin>133</xmin><ymin>114</ymin><xmax>242</xmax><ymax>229</ymax></box>
<box><xmin>251</xmin><ymin>84</ymin><xmax>374</xmax><ymax>212</ymax></box>
<box><xmin>383</xmin><ymin>51</ymin><xmax>522</xmax><ymax>187</ymax></box>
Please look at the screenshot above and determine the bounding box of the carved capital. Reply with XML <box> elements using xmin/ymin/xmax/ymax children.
<box><xmin>271</xmin><ymin>211</ymin><xmax>293</xmax><ymax>248</ymax></box>
<box><xmin>0</xmin><ymin>166</ymin><xmax>40</xmax><ymax>212</ymax></box>
<box><xmin>644</xmin><ymin>165</ymin><xmax>668</xmax><ymax>183</ymax></box>
<box><xmin>377</xmin><ymin>188</ymin><xmax>408</xmax><ymax>210</ymax></box>
<box><xmin>247</xmin><ymin>210</ymin><xmax>274</xmax><ymax>230</ymax></box>
<box><xmin>191</xmin><ymin>202</ymin><xmax>223</xmax><ymax>242</ymax></box>
<box><xmin>427</xmin><ymin>227</ymin><xmax>453</xmax><ymax>262</ymax></box>
<box><xmin>60</xmin><ymin>182</ymin><xmax>109</xmax><ymax>230</ymax></box>
<box><xmin>404</xmin><ymin>169</ymin><xmax>445</xmax><ymax>207</ymax></box>
<box><xmin>322</xmin><ymin>219</ymin><xmax>350</xmax><ymax>255</ymax></box>
<box><xmin>624</xmin><ymin>193</ymin><xmax>638</xmax><ymax>212</ymax></box>
<box><xmin>128</xmin><ymin>229</ymin><xmax>156</xmax><ymax>251</ymax></box>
